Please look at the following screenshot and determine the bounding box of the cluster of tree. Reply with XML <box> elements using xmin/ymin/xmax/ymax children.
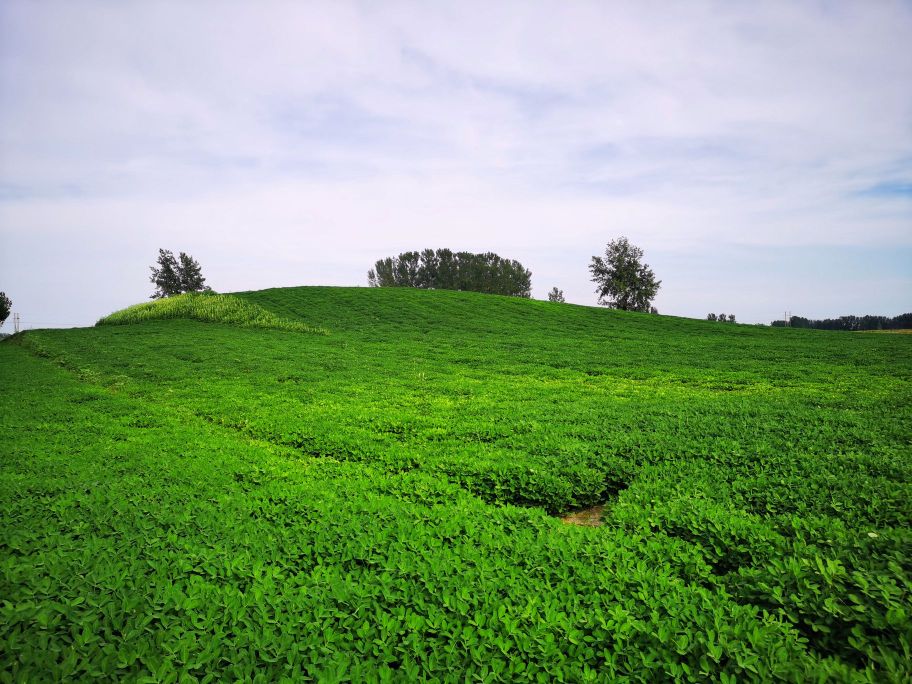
<box><xmin>772</xmin><ymin>313</ymin><xmax>912</xmax><ymax>331</ymax></box>
<box><xmin>365</xmin><ymin>238</ymin><xmax>663</xmax><ymax>310</ymax></box>
<box><xmin>367</xmin><ymin>249</ymin><xmax>532</xmax><ymax>298</ymax></box>
<box><xmin>136</xmin><ymin>239</ymin><xmax>912</xmax><ymax>333</ymax></box>
<box><xmin>150</xmin><ymin>249</ymin><xmax>209</xmax><ymax>299</ymax></box>
<box><xmin>589</xmin><ymin>237</ymin><xmax>661</xmax><ymax>312</ymax></box>
<box><xmin>707</xmin><ymin>313</ymin><xmax>736</xmax><ymax>323</ymax></box>
<box><xmin>0</xmin><ymin>292</ymin><xmax>11</xmax><ymax>329</ymax></box>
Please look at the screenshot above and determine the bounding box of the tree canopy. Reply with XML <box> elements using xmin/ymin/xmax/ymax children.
<box><xmin>368</xmin><ymin>249</ymin><xmax>532</xmax><ymax>298</ymax></box>
<box><xmin>150</xmin><ymin>249</ymin><xmax>208</xmax><ymax>299</ymax></box>
<box><xmin>589</xmin><ymin>237</ymin><xmax>661</xmax><ymax>312</ymax></box>
<box><xmin>773</xmin><ymin>313</ymin><xmax>912</xmax><ymax>331</ymax></box>
<box><xmin>708</xmin><ymin>313</ymin><xmax>736</xmax><ymax>323</ymax></box>
<box><xmin>0</xmin><ymin>292</ymin><xmax>11</xmax><ymax>328</ymax></box>
<box><xmin>547</xmin><ymin>287</ymin><xmax>565</xmax><ymax>303</ymax></box>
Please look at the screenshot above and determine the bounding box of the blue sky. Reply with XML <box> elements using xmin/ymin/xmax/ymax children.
<box><xmin>1</xmin><ymin>0</ymin><xmax>910</xmax><ymax>327</ymax></box>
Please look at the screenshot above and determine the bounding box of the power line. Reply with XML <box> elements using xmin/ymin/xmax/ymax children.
<box><xmin>18</xmin><ymin>321</ymin><xmax>87</xmax><ymax>326</ymax></box>
<box><xmin>4</xmin><ymin>314</ymin><xmax>90</xmax><ymax>330</ymax></box>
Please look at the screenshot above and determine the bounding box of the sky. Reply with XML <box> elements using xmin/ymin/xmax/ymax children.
<box><xmin>1</xmin><ymin>0</ymin><xmax>910</xmax><ymax>328</ymax></box>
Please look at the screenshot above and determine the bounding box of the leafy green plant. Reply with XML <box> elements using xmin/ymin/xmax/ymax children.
<box><xmin>2</xmin><ymin>286</ymin><xmax>910</xmax><ymax>681</ymax></box>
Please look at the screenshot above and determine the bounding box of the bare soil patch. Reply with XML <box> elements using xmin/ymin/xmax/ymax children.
<box><xmin>560</xmin><ymin>504</ymin><xmax>605</xmax><ymax>527</ymax></box>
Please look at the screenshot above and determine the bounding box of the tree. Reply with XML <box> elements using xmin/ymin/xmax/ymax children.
<box><xmin>589</xmin><ymin>237</ymin><xmax>660</xmax><ymax>312</ymax></box>
<box><xmin>150</xmin><ymin>249</ymin><xmax>181</xmax><ymax>298</ymax></box>
<box><xmin>0</xmin><ymin>292</ymin><xmax>11</xmax><ymax>328</ymax></box>
<box><xmin>178</xmin><ymin>252</ymin><xmax>206</xmax><ymax>293</ymax></box>
<box><xmin>706</xmin><ymin>313</ymin><xmax>717</xmax><ymax>321</ymax></box>
<box><xmin>727</xmin><ymin>314</ymin><xmax>736</xmax><ymax>323</ymax></box>
<box><xmin>718</xmin><ymin>313</ymin><xmax>727</xmax><ymax>323</ymax></box>
<box><xmin>150</xmin><ymin>249</ymin><xmax>207</xmax><ymax>299</ymax></box>
<box><xmin>547</xmin><ymin>287</ymin><xmax>565</xmax><ymax>303</ymax></box>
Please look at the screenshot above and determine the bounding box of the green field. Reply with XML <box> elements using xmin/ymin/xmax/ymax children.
<box><xmin>2</xmin><ymin>286</ymin><xmax>910</xmax><ymax>682</ymax></box>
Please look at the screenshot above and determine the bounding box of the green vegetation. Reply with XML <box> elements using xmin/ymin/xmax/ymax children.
<box><xmin>589</xmin><ymin>236</ymin><xmax>660</xmax><ymax>312</ymax></box>
<box><xmin>367</xmin><ymin>248</ymin><xmax>532</xmax><ymax>297</ymax></box>
<box><xmin>149</xmin><ymin>248</ymin><xmax>208</xmax><ymax>299</ymax></box>
<box><xmin>707</xmin><ymin>313</ymin><xmax>736</xmax><ymax>323</ymax></box>
<box><xmin>774</xmin><ymin>313</ymin><xmax>912</xmax><ymax>331</ymax></box>
<box><xmin>96</xmin><ymin>291</ymin><xmax>327</xmax><ymax>335</ymax></box>
<box><xmin>2</xmin><ymin>286</ymin><xmax>910</xmax><ymax>681</ymax></box>
<box><xmin>0</xmin><ymin>292</ymin><xmax>10</xmax><ymax>329</ymax></box>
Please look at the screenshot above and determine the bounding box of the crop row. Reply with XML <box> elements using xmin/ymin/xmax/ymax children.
<box><xmin>3</xmin><ymin>287</ymin><xmax>910</xmax><ymax>680</ymax></box>
<box><xmin>5</xmin><ymin>345</ymin><xmax>909</xmax><ymax>681</ymax></box>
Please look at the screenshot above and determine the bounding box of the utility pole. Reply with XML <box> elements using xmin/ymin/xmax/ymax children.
<box><xmin>13</xmin><ymin>313</ymin><xmax>20</xmax><ymax>333</ymax></box>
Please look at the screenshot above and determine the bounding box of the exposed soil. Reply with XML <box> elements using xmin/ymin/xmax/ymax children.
<box><xmin>559</xmin><ymin>504</ymin><xmax>605</xmax><ymax>527</ymax></box>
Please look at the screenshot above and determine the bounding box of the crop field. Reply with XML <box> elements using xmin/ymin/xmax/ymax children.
<box><xmin>1</xmin><ymin>286</ymin><xmax>910</xmax><ymax>682</ymax></box>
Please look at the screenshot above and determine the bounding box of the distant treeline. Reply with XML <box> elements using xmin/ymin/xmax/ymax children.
<box><xmin>368</xmin><ymin>249</ymin><xmax>532</xmax><ymax>298</ymax></box>
<box><xmin>772</xmin><ymin>313</ymin><xmax>912</xmax><ymax>330</ymax></box>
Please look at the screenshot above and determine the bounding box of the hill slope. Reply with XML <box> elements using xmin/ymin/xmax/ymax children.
<box><xmin>2</xmin><ymin>286</ymin><xmax>911</xmax><ymax>681</ymax></box>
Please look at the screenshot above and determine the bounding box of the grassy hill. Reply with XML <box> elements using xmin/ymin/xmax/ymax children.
<box><xmin>2</xmin><ymin>286</ymin><xmax>910</xmax><ymax>681</ymax></box>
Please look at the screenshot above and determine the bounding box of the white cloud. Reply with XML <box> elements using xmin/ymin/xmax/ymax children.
<box><xmin>1</xmin><ymin>0</ymin><xmax>910</xmax><ymax>327</ymax></box>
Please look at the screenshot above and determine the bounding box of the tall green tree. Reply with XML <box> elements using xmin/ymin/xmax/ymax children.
<box><xmin>150</xmin><ymin>249</ymin><xmax>181</xmax><ymax>299</ymax></box>
<box><xmin>150</xmin><ymin>249</ymin><xmax>207</xmax><ymax>298</ymax></box>
<box><xmin>589</xmin><ymin>237</ymin><xmax>661</xmax><ymax>312</ymax></box>
<box><xmin>177</xmin><ymin>252</ymin><xmax>206</xmax><ymax>293</ymax></box>
<box><xmin>0</xmin><ymin>292</ymin><xmax>11</xmax><ymax>328</ymax></box>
